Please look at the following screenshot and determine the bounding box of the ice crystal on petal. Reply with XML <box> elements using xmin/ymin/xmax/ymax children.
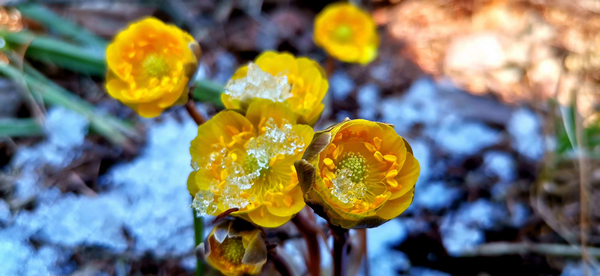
<box><xmin>191</xmin><ymin>161</ymin><xmax>199</xmax><ymax>171</ymax></box>
<box><xmin>331</xmin><ymin>168</ymin><xmax>367</xmax><ymax>204</ymax></box>
<box><xmin>224</xmin><ymin>63</ymin><xmax>292</xmax><ymax>103</ymax></box>
<box><xmin>192</xmin><ymin>190</ymin><xmax>217</xmax><ymax>216</ymax></box>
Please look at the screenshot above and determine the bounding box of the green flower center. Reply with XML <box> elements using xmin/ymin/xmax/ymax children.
<box><xmin>334</xmin><ymin>25</ymin><xmax>353</xmax><ymax>42</ymax></box>
<box><xmin>221</xmin><ymin>237</ymin><xmax>245</xmax><ymax>265</ymax></box>
<box><xmin>337</xmin><ymin>152</ymin><xmax>367</xmax><ymax>183</ymax></box>
<box><xmin>143</xmin><ymin>54</ymin><xmax>169</xmax><ymax>77</ymax></box>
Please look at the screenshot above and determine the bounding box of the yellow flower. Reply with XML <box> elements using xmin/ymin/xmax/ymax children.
<box><xmin>221</xmin><ymin>51</ymin><xmax>328</xmax><ymax>126</ymax></box>
<box><xmin>314</xmin><ymin>2</ymin><xmax>379</xmax><ymax>64</ymax></box>
<box><xmin>295</xmin><ymin>119</ymin><xmax>420</xmax><ymax>228</ymax></box>
<box><xmin>188</xmin><ymin>100</ymin><xmax>314</xmax><ymax>227</ymax></box>
<box><xmin>105</xmin><ymin>17</ymin><xmax>201</xmax><ymax>118</ymax></box>
<box><xmin>198</xmin><ymin>219</ymin><xmax>267</xmax><ymax>276</ymax></box>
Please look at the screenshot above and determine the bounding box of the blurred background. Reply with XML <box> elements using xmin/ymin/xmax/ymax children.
<box><xmin>0</xmin><ymin>0</ymin><xmax>599</xmax><ymax>275</ymax></box>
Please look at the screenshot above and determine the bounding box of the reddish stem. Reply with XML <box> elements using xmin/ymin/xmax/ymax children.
<box><xmin>185</xmin><ymin>98</ymin><xmax>206</xmax><ymax>125</ymax></box>
<box><xmin>269</xmin><ymin>247</ymin><xmax>293</xmax><ymax>276</ymax></box>
<box><xmin>329</xmin><ymin>223</ymin><xmax>349</xmax><ymax>276</ymax></box>
<box><xmin>325</xmin><ymin>56</ymin><xmax>335</xmax><ymax>78</ymax></box>
<box><xmin>292</xmin><ymin>208</ymin><xmax>321</xmax><ymax>276</ymax></box>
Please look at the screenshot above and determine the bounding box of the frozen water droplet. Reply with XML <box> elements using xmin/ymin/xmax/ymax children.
<box><xmin>224</xmin><ymin>63</ymin><xmax>292</xmax><ymax>103</ymax></box>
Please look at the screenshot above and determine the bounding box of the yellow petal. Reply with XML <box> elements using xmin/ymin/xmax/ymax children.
<box><xmin>265</xmin><ymin>186</ymin><xmax>306</xmax><ymax>217</ymax></box>
<box><xmin>247</xmin><ymin>206</ymin><xmax>292</xmax><ymax>228</ymax></box>
<box><xmin>376</xmin><ymin>187</ymin><xmax>414</xmax><ymax>220</ymax></box>
<box><xmin>187</xmin><ymin>171</ymin><xmax>199</xmax><ymax>196</ymax></box>
<box><xmin>136</xmin><ymin>102</ymin><xmax>164</xmax><ymax>118</ymax></box>
<box><xmin>246</xmin><ymin>99</ymin><xmax>298</xmax><ymax>129</ymax></box>
<box><xmin>389</xmin><ymin>152</ymin><xmax>420</xmax><ymax>200</ymax></box>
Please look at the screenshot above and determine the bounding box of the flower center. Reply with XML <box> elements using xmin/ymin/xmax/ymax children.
<box><xmin>221</xmin><ymin>237</ymin><xmax>245</xmax><ymax>265</ymax></box>
<box><xmin>334</xmin><ymin>25</ymin><xmax>353</xmax><ymax>42</ymax></box>
<box><xmin>142</xmin><ymin>54</ymin><xmax>169</xmax><ymax>77</ymax></box>
<box><xmin>337</xmin><ymin>152</ymin><xmax>367</xmax><ymax>183</ymax></box>
<box><xmin>330</xmin><ymin>152</ymin><xmax>368</xmax><ymax>204</ymax></box>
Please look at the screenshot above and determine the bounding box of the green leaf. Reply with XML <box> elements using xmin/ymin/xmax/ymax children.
<box><xmin>192</xmin><ymin>79</ymin><xmax>224</xmax><ymax>108</ymax></box>
<box><xmin>1</xmin><ymin>30</ymin><xmax>106</xmax><ymax>76</ymax></box>
<box><xmin>0</xmin><ymin>63</ymin><xmax>138</xmax><ymax>146</ymax></box>
<box><xmin>0</xmin><ymin>118</ymin><xmax>43</xmax><ymax>137</ymax></box>
<box><xmin>16</xmin><ymin>4</ymin><xmax>108</xmax><ymax>49</ymax></box>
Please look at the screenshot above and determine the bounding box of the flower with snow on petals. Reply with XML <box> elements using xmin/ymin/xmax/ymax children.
<box><xmin>295</xmin><ymin>119</ymin><xmax>420</xmax><ymax>229</ymax></box>
<box><xmin>188</xmin><ymin>100</ymin><xmax>314</xmax><ymax>227</ymax></box>
<box><xmin>222</xmin><ymin>51</ymin><xmax>328</xmax><ymax>126</ymax></box>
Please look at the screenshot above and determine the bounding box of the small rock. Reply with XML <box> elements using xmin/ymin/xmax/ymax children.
<box><xmin>329</xmin><ymin>71</ymin><xmax>355</xmax><ymax>101</ymax></box>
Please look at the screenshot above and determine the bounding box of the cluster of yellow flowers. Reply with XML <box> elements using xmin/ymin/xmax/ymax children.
<box><xmin>105</xmin><ymin>3</ymin><xmax>416</xmax><ymax>276</ymax></box>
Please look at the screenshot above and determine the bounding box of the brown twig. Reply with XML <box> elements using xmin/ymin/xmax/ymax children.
<box><xmin>358</xmin><ymin>229</ymin><xmax>369</xmax><ymax>276</ymax></box>
<box><xmin>185</xmin><ymin>98</ymin><xmax>207</xmax><ymax>126</ymax></box>
<box><xmin>325</xmin><ymin>55</ymin><xmax>335</xmax><ymax>78</ymax></box>
<box><xmin>269</xmin><ymin>247</ymin><xmax>293</xmax><ymax>276</ymax></box>
<box><xmin>329</xmin><ymin>223</ymin><xmax>349</xmax><ymax>276</ymax></box>
<box><xmin>460</xmin><ymin>242</ymin><xmax>600</xmax><ymax>257</ymax></box>
<box><xmin>575</xmin><ymin>96</ymin><xmax>591</xmax><ymax>276</ymax></box>
<box><xmin>292</xmin><ymin>208</ymin><xmax>321</xmax><ymax>276</ymax></box>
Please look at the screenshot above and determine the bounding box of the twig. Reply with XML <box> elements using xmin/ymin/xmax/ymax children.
<box><xmin>358</xmin><ymin>229</ymin><xmax>369</xmax><ymax>276</ymax></box>
<box><xmin>325</xmin><ymin>55</ymin><xmax>335</xmax><ymax>78</ymax></box>
<box><xmin>185</xmin><ymin>98</ymin><xmax>207</xmax><ymax>126</ymax></box>
<box><xmin>329</xmin><ymin>223</ymin><xmax>349</xmax><ymax>276</ymax></box>
<box><xmin>292</xmin><ymin>208</ymin><xmax>321</xmax><ymax>276</ymax></box>
<box><xmin>269</xmin><ymin>247</ymin><xmax>293</xmax><ymax>276</ymax></box>
<box><xmin>575</xmin><ymin>94</ymin><xmax>591</xmax><ymax>275</ymax></box>
<box><xmin>460</xmin><ymin>242</ymin><xmax>600</xmax><ymax>257</ymax></box>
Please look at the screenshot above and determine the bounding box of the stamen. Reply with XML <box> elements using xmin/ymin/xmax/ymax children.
<box><xmin>142</xmin><ymin>55</ymin><xmax>169</xmax><ymax>77</ymax></box>
<box><xmin>221</xmin><ymin>237</ymin><xmax>245</xmax><ymax>264</ymax></box>
<box><xmin>330</xmin><ymin>152</ymin><xmax>368</xmax><ymax>204</ymax></box>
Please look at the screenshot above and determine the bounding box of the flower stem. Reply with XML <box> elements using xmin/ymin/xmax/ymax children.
<box><xmin>329</xmin><ymin>223</ymin><xmax>349</xmax><ymax>276</ymax></box>
<box><xmin>185</xmin><ymin>98</ymin><xmax>207</xmax><ymax>125</ymax></box>
<box><xmin>193</xmin><ymin>209</ymin><xmax>204</xmax><ymax>276</ymax></box>
<box><xmin>359</xmin><ymin>229</ymin><xmax>369</xmax><ymax>276</ymax></box>
<box><xmin>269</xmin><ymin>247</ymin><xmax>293</xmax><ymax>276</ymax></box>
<box><xmin>325</xmin><ymin>56</ymin><xmax>335</xmax><ymax>78</ymax></box>
<box><xmin>292</xmin><ymin>208</ymin><xmax>321</xmax><ymax>276</ymax></box>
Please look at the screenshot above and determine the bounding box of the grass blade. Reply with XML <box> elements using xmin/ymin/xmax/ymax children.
<box><xmin>16</xmin><ymin>4</ymin><xmax>108</xmax><ymax>48</ymax></box>
<box><xmin>0</xmin><ymin>118</ymin><xmax>43</xmax><ymax>137</ymax></box>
